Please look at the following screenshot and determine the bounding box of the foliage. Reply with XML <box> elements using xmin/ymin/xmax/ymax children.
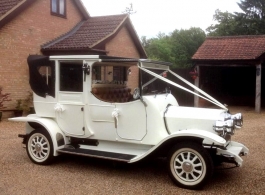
<box><xmin>0</xmin><ymin>86</ymin><xmax>11</xmax><ymax>109</ymax></box>
<box><xmin>206</xmin><ymin>10</ymin><xmax>243</xmax><ymax>36</ymax></box>
<box><xmin>23</xmin><ymin>91</ymin><xmax>33</xmax><ymax>112</ymax></box>
<box><xmin>142</xmin><ymin>32</ymin><xmax>174</xmax><ymax>63</ymax></box>
<box><xmin>142</xmin><ymin>28</ymin><xmax>206</xmax><ymax>68</ymax></box>
<box><xmin>207</xmin><ymin>0</ymin><xmax>265</xmax><ymax>36</ymax></box>
<box><xmin>237</xmin><ymin>0</ymin><xmax>265</xmax><ymax>19</ymax></box>
<box><xmin>171</xmin><ymin>28</ymin><xmax>206</xmax><ymax>68</ymax></box>
<box><xmin>15</xmin><ymin>99</ymin><xmax>24</xmax><ymax>111</ymax></box>
<box><xmin>15</xmin><ymin>91</ymin><xmax>33</xmax><ymax>112</ymax></box>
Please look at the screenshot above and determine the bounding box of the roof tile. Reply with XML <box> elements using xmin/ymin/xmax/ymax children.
<box><xmin>192</xmin><ymin>35</ymin><xmax>265</xmax><ymax>60</ymax></box>
<box><xmin>0</xmin><ymin>0</ymin><xmax>23</xmax><ymax>17</ymax></box>
<box><xmin>42</xmin><ymin>14</ymin><xmax>128</xmax><ymax>50</ymax></box>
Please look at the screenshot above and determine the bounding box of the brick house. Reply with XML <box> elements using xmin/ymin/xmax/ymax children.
<box><xmin>192</xmin><ymin>35</ymin><xmax>265</xmax><ymax>112</ymax></box>
<box><xmin>0</xmin><ymin>0</ymin><xmax>146</xmax><ymax>117</ymax></box>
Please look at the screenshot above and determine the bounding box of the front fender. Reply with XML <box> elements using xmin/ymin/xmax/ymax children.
<box><xmin>172</xmin><ymin>129</ymin><xmax>226</xmax><ymax>146</ymax></box>
<box><xmin>129</xmin><ymin>129</ymin><xmax>226</xmax><ymax>163</ymax></box>
<box><xmin>9</xmin><ymin>115</ymin><xmax>67</xmax><ymax>156</ymax></box>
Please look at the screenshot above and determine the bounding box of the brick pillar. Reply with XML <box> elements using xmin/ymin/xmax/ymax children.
<box><xmin>194</xmin><ymin>66</ymin><xmax>200</xmax><ymax>107</ymax></box>
<box><xmin>255</xmin><ymin>64</ymin><xmax>262</xmax><ymax>113</ymax></box>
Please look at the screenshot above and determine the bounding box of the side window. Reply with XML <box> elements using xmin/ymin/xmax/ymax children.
<box><xmin>92</xmin><ymin>66</ymin><xmax>128</xmax><ymax>84</ymax></box>
<box><xmin>93</xmin><ymin>66</ymin><xmax>101</xmax><ymax>80</ymax></box>
<box><xmin>28</xmin><ymin>56</ymin><xmax>55</xmax><ymax>98</ymax></box>
<box><xmin>60</xmin><ymin>63</ymin><xmax>83</xmax><ymax>92</ymax></box>
<box><xmin>38</xmin><ymin>66</ymin><xmax>55</xmax><ymax>96</ymax></box>
<box><xmin>51</xmin><ymin>0</ymin><xmax>66</xmax><ymax>18</ymax></box>
<box><xmin>91</xmin><ymin>65</ymin><xmax>133</xmax><ymax>103</ymax></box>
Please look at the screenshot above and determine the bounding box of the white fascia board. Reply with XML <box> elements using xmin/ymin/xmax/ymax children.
<box><xmin>139</xmin><ymin>61</ymin><xmax>170</xmax><ymax>71</ymax></box>
<box><xmin>49</xmin><ymin>55</ymin><xmax>101</xmax><ymax>61</ymax></box>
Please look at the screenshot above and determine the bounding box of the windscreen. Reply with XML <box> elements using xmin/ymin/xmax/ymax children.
<box><xmin>141</xmin><ymin>69</ymin><xmax>170</xmax><ymax>95</ymax></box>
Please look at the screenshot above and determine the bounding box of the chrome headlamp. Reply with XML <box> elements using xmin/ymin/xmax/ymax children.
<box><xmin>213</xmin><ymin>119</ymin><xmax>235</xmax><ymax>135</ymax></box>
<box><xmin>231</xmin><ymin>113</ymin><xmax>243</xmax><ymax>128</ymax></box>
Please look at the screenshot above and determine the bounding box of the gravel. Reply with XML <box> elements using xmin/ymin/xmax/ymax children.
<box><xmin>0</xmin><ymin>106</ymin><xmax>264</xmax><ymax>195</ymax></box>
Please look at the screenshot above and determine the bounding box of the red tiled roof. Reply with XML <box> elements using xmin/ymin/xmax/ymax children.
<box><xmin>42</xmin><ymin>14</ymin><xmax>128</xmax><ymax>50</ymax></box>
<box><xmin>192</xmin><ymin>35</ymin><xmax>265</xmax><ymax>60</ymax></box>
<box><xmin>41</xmin><ymin>14</ymin><xmax>147</xmax><ymax>58</ymax></box>
<box><xmin>0</xmin><ymin>0</ymin><xmax>24</xmax><ymax>17</ymax></box>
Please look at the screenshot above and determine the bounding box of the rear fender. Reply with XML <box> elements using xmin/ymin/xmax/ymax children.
<box><xmin>9</xmin><ymin>115</ymin><xmax>68</xmax><ymax>156</ymax></box>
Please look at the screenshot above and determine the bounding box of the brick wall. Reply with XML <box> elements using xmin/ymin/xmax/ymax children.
<box><xmin>0</xmin><ymin>0</ymin><xmax>83</xmax><ymax>117</ymax></box>
<box><xmin>105</xmin><ymin>26</ymin><xmax>140</xmax><ymax>91</ymax></box>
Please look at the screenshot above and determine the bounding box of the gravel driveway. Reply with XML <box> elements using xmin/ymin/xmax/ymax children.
<box><xmin>0</xmin><ymin>107</ymin><xmax>264</xmax><ymax>195</ymax></box>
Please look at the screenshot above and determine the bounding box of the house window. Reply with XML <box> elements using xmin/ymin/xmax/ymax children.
<box><xmin>51</xmin><ymin>0</ymin><xmax>66</xmax><ymax>17</ymax></box>
<box><xmin>113</xmin><ymin>67</ymin><xmax>127</xmax><ymax>82</ymax></box>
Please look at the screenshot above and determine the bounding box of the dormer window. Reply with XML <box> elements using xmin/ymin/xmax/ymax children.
<box><xmin>51</xmin><ymin>0</ymin><xmax>66</xmax><ymax>18</ymax></box>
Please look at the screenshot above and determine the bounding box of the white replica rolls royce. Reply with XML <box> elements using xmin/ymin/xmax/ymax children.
<box><xmin>10</xmin><ymin>55</ymin><xmax>248</xmax><ymax>189</ymax></box>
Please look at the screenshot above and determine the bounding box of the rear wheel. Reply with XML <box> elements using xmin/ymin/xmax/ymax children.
<box><xmin>26</xmin><ymin>129</ymin><xmax>54</xmax><ymax>165</ymax></box>
<box><xmin>168</xmin><ymin>142</ymin><xmax>213</xmax><ymax>190</ymax></box>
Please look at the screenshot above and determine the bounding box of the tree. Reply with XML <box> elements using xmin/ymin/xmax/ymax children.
<box><xmin>171</xmin><ymin>28</ymin><xmax>206</xmax><ymax>68</ymax></box>
<box><xmin>207</xmin><ymin>0</ymin><xmax>265</xmax><ymax>36</ymax></box>
<box><xmin>142</xmin><ymin>33</ymin><xmax>174</xmax><ymax>62</ymax></box>
<box><xmin>206</xmin><ymin>10</ymin><xmax>243</xmax><ymax>36</ymax></box>
<box><xmin>142</xmin><ymin>28</ymin><xmax>206</xmax><ymax>68</ymax></box>
<box><xmin>237</xmin><ymin>0</ymin><xmax>265</xmax><ymax>19</ymax></box>
<box><xmin>235</xmin><ymin>0</ymin><xmax>265</xmax><ymax>34</ymax></box>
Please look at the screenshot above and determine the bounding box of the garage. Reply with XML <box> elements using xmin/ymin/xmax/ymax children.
<box><xmin>192</xmin><ymin>35</ymin><xmax>265</xmax><ymax>112</ymax></box>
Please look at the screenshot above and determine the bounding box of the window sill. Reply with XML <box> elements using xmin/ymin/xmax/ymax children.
<box><xmin>51</xmin><ymin>12</ymin><xmax>67</xmax><ymax>19</ymax></box>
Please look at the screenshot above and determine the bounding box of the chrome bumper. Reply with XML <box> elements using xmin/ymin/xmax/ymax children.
<box><xmin>216</xmin><ymin>141</ymin><xmax>249</xmax><ymax>167</ymax></box>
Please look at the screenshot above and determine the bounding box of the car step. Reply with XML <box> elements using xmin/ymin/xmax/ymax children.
<box><xmin>57</xmin><ymin>148</ymin><xmax>136</xmax><ymax>162</ymax></box>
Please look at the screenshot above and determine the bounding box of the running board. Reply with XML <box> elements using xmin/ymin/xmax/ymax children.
<box><xmin>57</xmin><ymin>148</ymin><xmax>136</xmax><ymax>162</ymax></box>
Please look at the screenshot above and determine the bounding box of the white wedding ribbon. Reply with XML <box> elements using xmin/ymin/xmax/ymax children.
<box><xmin>54</xmin><ymin>103</ymin><xmax>65</xmax><ymax>113</ymax></box>
<box><xmin>111</xmin><ymin>108</ymin><xmax>120</xmax><ymax>127</ymax></box>
<box><xmin>138</xmin><ymin>62</ymin><xmax>227</xmax><ymax>110</ymax></box>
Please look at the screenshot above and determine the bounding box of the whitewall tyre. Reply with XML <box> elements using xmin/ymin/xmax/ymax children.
<box><xmin>168</xmin><ymin>142</ymin><xmax>213</xmax><ymax>190</ymax></box>
<box><xmin>26</xmin><ymin>130</ymin><xmax>54</xmax><ymax>165</ymax></box>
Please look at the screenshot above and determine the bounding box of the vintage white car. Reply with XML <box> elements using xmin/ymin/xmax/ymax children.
<box><xmin>10</xmin><ymin>55</ymin><xmax>248</xmax><ymax>189</ymax></box>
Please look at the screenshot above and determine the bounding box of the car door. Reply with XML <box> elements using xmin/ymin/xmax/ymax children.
<box><xmin>56</xmin><ymin>62</ymin><xmax>86</xmax><ymax>136</ymax></box>
<box><xmin>115</xmin><ymin>100</ymin><xmax>147</xmax><ymax>141</ymax></box>
<box><xmin>86</xmin><ymin>101</ymin><xmax>117</xmax><ymax>140</ymax></box>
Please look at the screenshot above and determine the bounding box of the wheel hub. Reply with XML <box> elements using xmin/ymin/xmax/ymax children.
<box><xmin>182</xmin><ymin>162</ymin><xmax>193</xmax><ymax>172</ymax></box>
<box><xmin>35</xmin><ymin>144</ymin><xmax>41</xmax><ymax>152</ymax></box>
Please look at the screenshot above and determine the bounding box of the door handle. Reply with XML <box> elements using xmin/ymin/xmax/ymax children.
<box><xmin>111</xmin><ymin>108</ymin><xmax>120</xmax><ymax>128</ymax></box>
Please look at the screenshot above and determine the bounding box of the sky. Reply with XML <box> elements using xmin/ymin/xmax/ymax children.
<box><xmin>81</xmin><ymin>0</ymin><xmax>242</xmax><ymax>38</ymax></box>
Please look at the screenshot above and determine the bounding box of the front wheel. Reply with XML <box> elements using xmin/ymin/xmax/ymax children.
<box><xmin>26</xmin><ymin>129</ymin><xmax>54</xmax><ymax>165</ymax></box>
<box><xmin>168</xmin><ymin>142</ymin><xmax>213</xmax><ymax>190</ymax></box>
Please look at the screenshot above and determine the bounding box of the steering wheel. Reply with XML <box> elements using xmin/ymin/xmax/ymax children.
<box><xmin>133</xmin><ymin>88</ymin><xmax>140</xmax><ymax>99</ymax></box>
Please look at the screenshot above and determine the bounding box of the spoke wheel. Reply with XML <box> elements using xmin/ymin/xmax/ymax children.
<box><xmin>26</xmin><ymin>130</ymin><xmax>54</xmax><ymax>165</ymax></box>
<box><xmin>168</xmin><ymin>142</ymin><xmax>213</xmax><ymax>190</ymax></box>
